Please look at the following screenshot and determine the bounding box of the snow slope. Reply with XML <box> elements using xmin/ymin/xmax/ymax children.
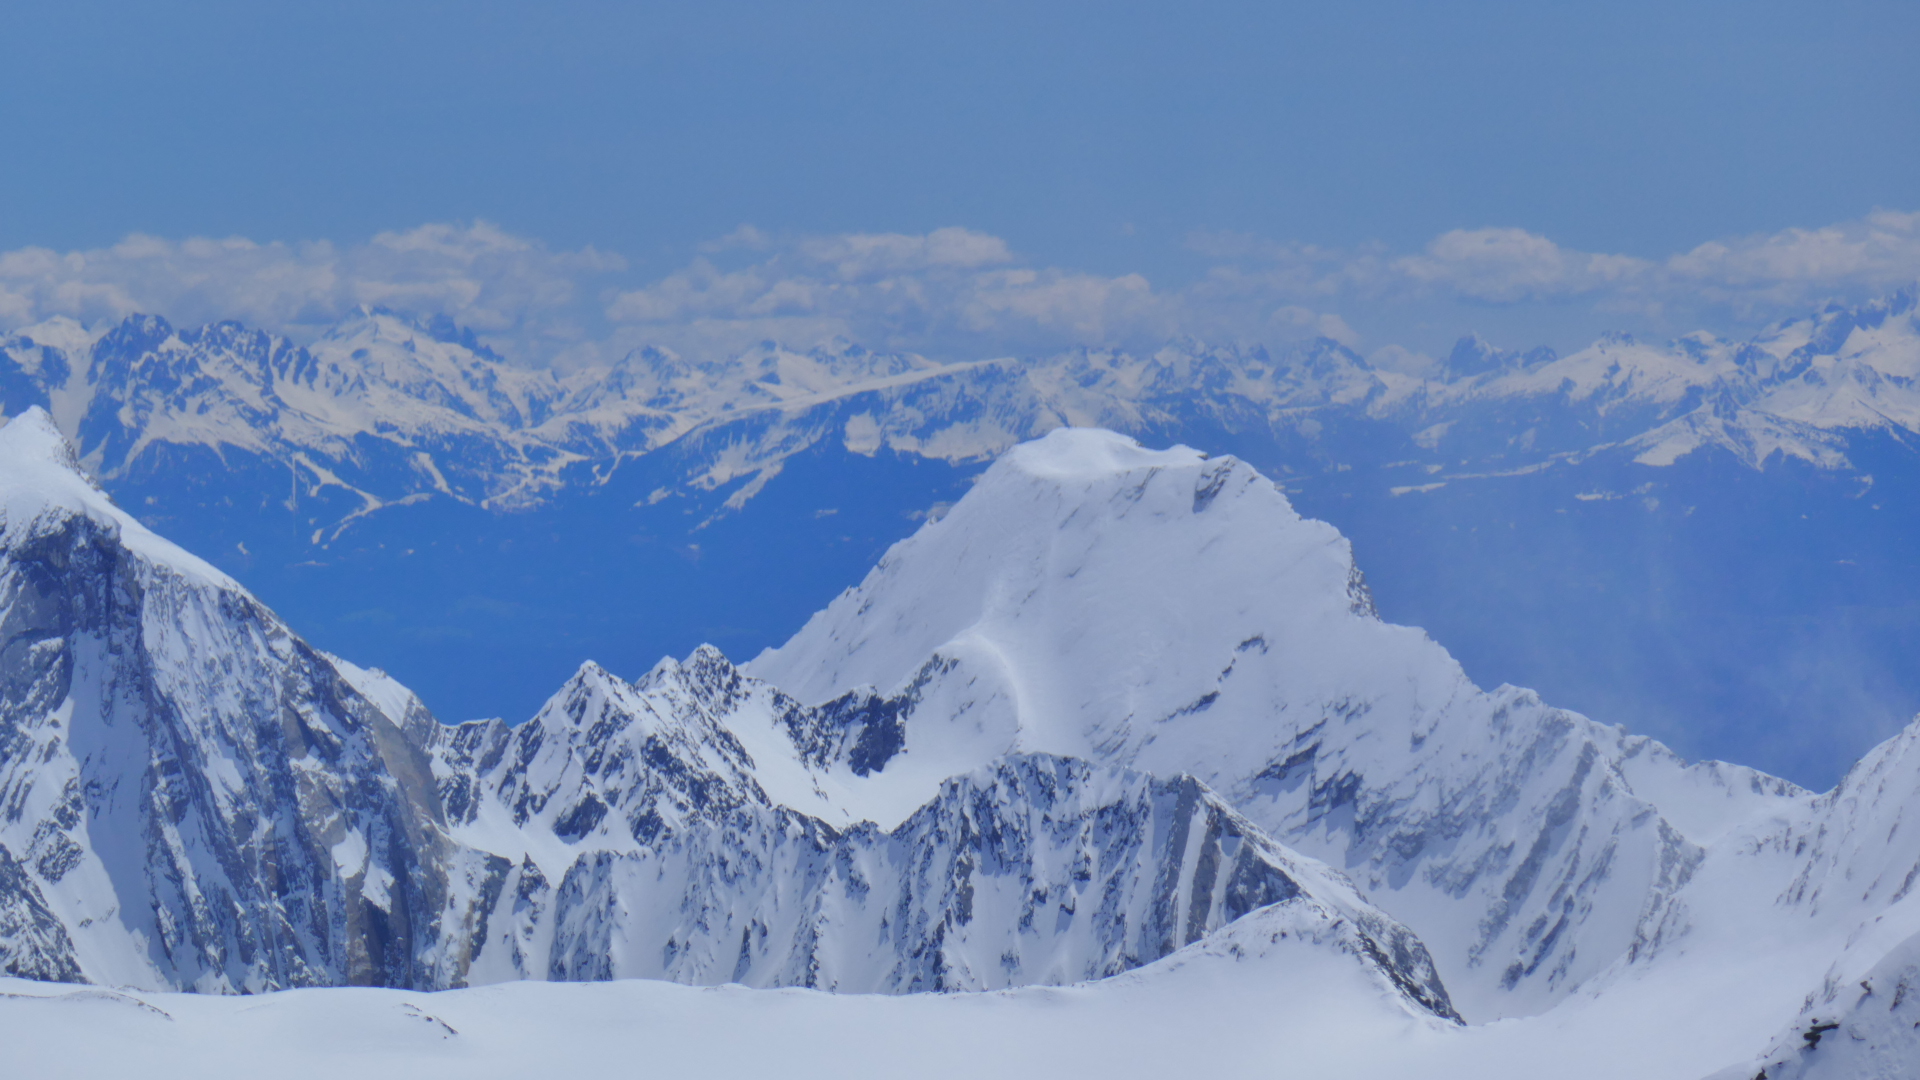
<box><xmin>1709</xmin><ymin>930</ymin><xmax>1920</xmax><ymax>1080</ymax></box>
<box><xmin>0</xmin><ymin>896</ymin><xmax>1882</xmax><ymax>1080</ymax></box>
<box><xmin>1693</xmin><ymin>715</ymin><xmax>1920</xmax><ymax>1078</ymax></box>
<box><xmin>0</xmin><ymin>906</ymin><xmax>1458</xmax><ymax>1080</ymax></box>
<box><xmin>750</xmin><ymin>426</ymin><xmax>1804</xmax><ymax>1019</ymax></box>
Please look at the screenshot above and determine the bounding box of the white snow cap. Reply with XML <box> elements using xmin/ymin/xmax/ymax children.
<box><xmin>0</xmin><ymin>405</ymin><xmax>93</xmax><ymax>492</ymax></box>
<box><xmin>0</xmin><ymin>406</ymin><xmax>237</xmax><ymax>589</ymax></box>
<box><xmin>997</xmin><ymin>425</ymin><xmax>1209</xmax><ymax>479</ymax></box>
<box><xmin>747</xmin><ymin>422</ymin><xmax>1403</xmax><ymax>811</ymax></box>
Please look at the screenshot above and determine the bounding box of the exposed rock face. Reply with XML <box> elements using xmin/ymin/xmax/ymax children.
<box><xmin>0</xmin><ymin>408</ymin><xmax>486</xmax><ymax>992</ymax></box>
<box><xmin>19</xmin><ymin>404</ymin><xmax>1920</xmax><ymax>1071</ymax></box>
<box><xmin>415</xmin><ymin>654</ymin><xmax>1454</xmax><ymax>1014</ymax></box>
<box><xmin>0</xmin><ymin>843</ymin><xmax>79</xmax><ymax>982</ymax></box>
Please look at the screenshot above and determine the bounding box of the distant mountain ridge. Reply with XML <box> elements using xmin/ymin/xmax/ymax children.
<box><xmin>3</xmin><ymin>289</ymin><xmax>1917</xmax><ymax>535</ymax></box>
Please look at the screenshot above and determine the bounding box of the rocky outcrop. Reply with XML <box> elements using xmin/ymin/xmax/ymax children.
<box><xmin>415</xmin><ymin>654</ymin><xmax>1456</xmax><ymax>1015</ymax></box>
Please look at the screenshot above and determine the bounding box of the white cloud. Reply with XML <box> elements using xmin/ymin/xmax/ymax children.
<box><xmin>1366</xmin><ymin>344</ymin><xmax>1439</xmax><ymax>377</ymax></box>
<box><xmin>1665</xmin><ymin>210</ymin><xmax>1920</xmax><ymax>294</ymax></box>
<box><xmin>1382</xmin><ymin>226</ymin><xmax>1684</xmax><ymax>304</ymax></box>
<box><xmin>798</xmin><ymin>226</ymin><xmax>1014</xmax><ymax>277</ymax></box>
<box><xmin>0</xmin><ymin>222</ymin><xmax>622</xmax><ymax>364</ymax></box>
<box><xmin>1205</xmin><ymin>212</ymin><xmax>1920</xmax><ymax>312</ymax></box>
<box><xmin>604</xmin><ymin>227</ymin><xmax>1188</xmax><ymax>357</ymax></box>
<box><xmin>1394</xmin><ymin>228</ymin><xmax>1596</xmax><ymax>302</ymax></box>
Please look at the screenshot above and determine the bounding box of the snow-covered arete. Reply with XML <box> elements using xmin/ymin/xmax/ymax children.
<box><xmin>409</xmin><ymin>652</ymin><xmax>1453</xmax><ymax>1010</ymax></box>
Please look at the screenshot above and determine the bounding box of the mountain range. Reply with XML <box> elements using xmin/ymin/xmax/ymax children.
<box><xmin>5</xmin><ymin>292</ymin><xmax>1919</xmax><ymax>786</ymax></box>
<box><xmin>3</xmin><ymin>405</ymin><xmax>1919</xmax><ymax>1076</ymax></box>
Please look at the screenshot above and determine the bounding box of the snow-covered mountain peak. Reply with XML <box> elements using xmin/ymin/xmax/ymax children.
<box><xmin>0</xmin><ymin>404</ymin><xmax>499</xmax><ymax>992</ymax></box>
<box><xmin>748</xmin><ymin>425</ymin><xmax>1816</xmax><ymax>1018</ymax></box>
<box><xmin>304</xmin><ymin>308</ymin><xmax>564</xmax><ymax>431</ymax></box>
<box><xmin>0</xmin><ymin>406</ymin><xmax>90</xmax><ymax>489</ymax></box>
<box><xmin>0</xmin><ymin>407</ymin><xmax>236</xmax><ymax>591</ymax></box>
<box><xmin>2</xmin><ymin>290</ymin><xmax>1915</xmax><ymax>568</ymax></box>
<box><xmin>749</xmin><ymin>427</ymin><xmax>1374</xmax><ymax>771</ymax></box>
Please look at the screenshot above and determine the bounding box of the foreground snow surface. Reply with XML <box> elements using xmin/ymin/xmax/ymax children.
<box><xmin>0</xmin><ymin>929</ymin><xmax>1825</xmax><ymax>1080</ymax></box>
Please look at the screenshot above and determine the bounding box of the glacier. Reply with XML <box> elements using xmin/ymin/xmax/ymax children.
<box><xmin>3</xmin><ymin>405</ymin><xmax>1920</xmax><ymax>1075</ymax></box>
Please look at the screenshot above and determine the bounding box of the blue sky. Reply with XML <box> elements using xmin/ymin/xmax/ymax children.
<box><xmin>1</xmin><ymin>0</ymin><xmax>1915</xmax><ymax>363</ymax></box>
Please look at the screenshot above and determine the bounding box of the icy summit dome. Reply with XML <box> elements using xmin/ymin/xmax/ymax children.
<box><xmin>996</xmin><ymin>425</ymin><xmax>1210</xmax><ymax>479</ymax></box>
<box><xmin>749</xmin><ymin>422</ymin><xmax>1357</xmax><ymax>730</ymax></box>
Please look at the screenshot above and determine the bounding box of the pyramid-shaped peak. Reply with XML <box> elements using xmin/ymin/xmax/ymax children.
<box><xmin>566</xmin><ymin>658</ymin><xmax>621</xmax><ymax>688</ymax></box>
<box><xmin>749</xmin><ymin>427</ymin><xmax>1343</xmax><ymax>722</ymax></box>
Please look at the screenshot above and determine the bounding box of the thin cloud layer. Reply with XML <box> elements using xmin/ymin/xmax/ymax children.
<box><xmin>605</xmin><ymin>226</ymin><xmax>1179</xmax><ymax>357</ymax></box>
<box><xmin>1</xmin><ymin>213</ymin><xmax>1915</xmax><ymax>369</ymax></box>
<box><xmin>1198</xmin><ymin>210</ymin><xmax>1920</xmax><ymax>314</ymax></box>
<box><xmin>0</xmin><ymin>223</ymin><xmax>623</xmax><ymax>364</ymax></box>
